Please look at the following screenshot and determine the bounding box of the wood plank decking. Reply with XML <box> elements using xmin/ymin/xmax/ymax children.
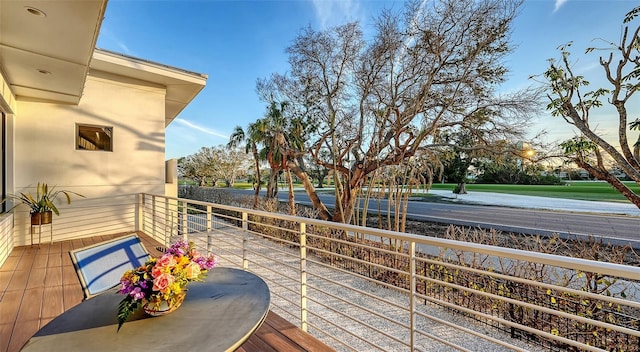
<box><xmin>0</xmin><ymin>233</ymin><xmax>334</xmax><ymax>352</ymax></box>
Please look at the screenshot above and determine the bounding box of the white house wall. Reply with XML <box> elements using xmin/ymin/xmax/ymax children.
<box><xmin>0</xmin><ymin>69</ymin><xmax>16</xmax><ymax>265</ymax></box>
<box><xmin>12</xmin><ymin>70</ymin><xmax>168</xmax><ymax>245</ymax></box>
<box><xmin>0</xmin><ymin>69</ymin><xmax>17</xmax><ymax>114</ymax></box>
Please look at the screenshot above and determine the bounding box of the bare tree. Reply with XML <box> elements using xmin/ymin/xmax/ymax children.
<box><xmin>264</xmin><ymin>0</ymin><xmax>538</xmax><ymax>223</ymax></box>
<box><xmin>541</xmin><ymin>6</ymin><xmax>640</xmax><ymax>208</ymax></box>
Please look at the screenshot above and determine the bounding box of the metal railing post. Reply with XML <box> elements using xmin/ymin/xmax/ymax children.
<box><xmin>164</xmin><ymin>197</ymin><xmax>170</xmax><ymax>241</ymax></box>
<box><xmin>136</xmin><ymin>193</ymin><xmax>143</xmax><ymax>233</ymax></box>
<box><xmin>242</xmin><ymin>211</ymin><xmax>248</xmax><ymax>270</ymax></box>
<box><xmin>206</xmin><ymin>205</ymin><xmax>212</xmax><ymax>231</ymax></box>
<box><xmin>300</xmin><ymin>222</ymin><xmax>308</xmax><ymax>332</ymax></box>
<box><xmin>151</xmin><ymin>196</ymin><xmax>157</xmax><ymax>239</ymax></box>
<box><xmin>181</xmin><ymin>200</ymin><xmax>188</xmax><ymax>241</ymax></box>
<box><xmin>206</xmin><ymin>205</ymin><xmax>213</xmax><ymax>254</ymax></box>
<box><xmin>410</xmin><ymin>240</ymin><xmax>416</xmax><ymax>350</ymax></box>
<box><xmin>167</xmin><ymin>195</ymin><xmax>177</xmax><ymax>241</ymax></box>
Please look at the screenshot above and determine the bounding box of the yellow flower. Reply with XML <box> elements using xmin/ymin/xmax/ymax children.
<box><xmin>185</xmin><ymin>261</ymin><xmax>202</xmax><ymax>279</ymax></box>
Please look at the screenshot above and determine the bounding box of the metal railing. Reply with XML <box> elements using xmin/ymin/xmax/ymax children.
<box><xmin>139</xmin><ymin>193</ymin><xmax>640</xmax><ymax>352</ymax></box>
<box><xmin>0</xmin><ymin>213</ymin><xmax>14</xmax><ymax>268</ymax></box>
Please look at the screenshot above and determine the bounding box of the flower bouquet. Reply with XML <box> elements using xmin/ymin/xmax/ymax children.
<box><xmin>116</xmin><ymin>239</ymin><xmax>217</xmax><ymax>331</ymax></box>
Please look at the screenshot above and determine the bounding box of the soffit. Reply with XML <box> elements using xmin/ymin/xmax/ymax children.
<box><xmin>0</xmin><ymin>0</ymin><xmax>107</xmax><ymax>105</ymax></box>
<box><xmin>91</xmin><ymin>49</ymin><xmax>207</xmax><ymax>126</ymax></box>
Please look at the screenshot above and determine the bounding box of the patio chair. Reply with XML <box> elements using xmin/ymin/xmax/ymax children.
<box><xmin>69</xmin><ymin>234</ymin><xmax>150</xmax><ymax>299</ymax></box>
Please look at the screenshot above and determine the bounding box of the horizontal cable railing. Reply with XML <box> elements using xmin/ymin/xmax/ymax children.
<box><xmin>0</xmin><ymin>213</ymin><xmax>14</xmax><ymax>268</ymax></box>
<box><xmin>8</xmin><ymin>193</ymin><xmax>139</xmax><ymax>246</ymax></box>
<box><xmin>140</xmin><ymin>193</ymin><xmax>640</xmax><ymax>352</ymax></box>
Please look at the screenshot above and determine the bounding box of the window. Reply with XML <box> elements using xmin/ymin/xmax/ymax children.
<box><xmin>76</xmin><ymin>124</ymin><xmax>113</xmax><ymax>151</ymax></box>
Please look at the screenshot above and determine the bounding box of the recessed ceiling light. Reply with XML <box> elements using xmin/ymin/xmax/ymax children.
<box><xmin>37</xmin><ymin>69</ymin><xmax>51</xmax><ymax>75</ymax></box>
<box><xmin>25</xmin><ymin>6</ymin><xmax>46</xmax><ymax>17</ymax></box>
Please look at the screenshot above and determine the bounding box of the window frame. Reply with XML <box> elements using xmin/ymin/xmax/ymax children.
<box><xmin>75</xmin><ymin>123</ymin><xmax>114</xmax><ymax>152</ymax></box>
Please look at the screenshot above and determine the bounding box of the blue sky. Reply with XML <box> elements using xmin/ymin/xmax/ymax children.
<box><xmin>96</xmin><ymin>0</ymin><xmax>637</xmax><ymax>159</ymax></box>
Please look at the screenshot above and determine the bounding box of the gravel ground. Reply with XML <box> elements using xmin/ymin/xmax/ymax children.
<box><xmin>183</xmin><ymin>224</ymin><xmax>547</xmax><ymax>352</ymax></box>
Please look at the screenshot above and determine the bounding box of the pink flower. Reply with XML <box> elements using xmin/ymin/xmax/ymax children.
<box><xmin>157</xmin><ymin>254</ymin><xmax>177</xmax><ymax>268</ymax></box>
<box><xmin>152</xmin><ymin>273</ymin><xmax>175</xmax><ymax>292</ymax></box>
<box><xmin>152</xmin><ymin>254</ymin><xmax>178</xmax><ymax>277</ymax></box>
<box><xmin>151</xmin><ymin>265</ymin><xmax>163</xmax><ymax>278</ymax></box>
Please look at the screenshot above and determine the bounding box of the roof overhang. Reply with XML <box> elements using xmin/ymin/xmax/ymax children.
<box><xmin>0</xmin><ymin>0</ymin><xmax>107</xmax><ymax>106</ymax></box>
<box><xmin>0</xmin><ymin>1</ymin><xmax>208</xmax><ymax>126</ymax></box>
<box><xmin>91</xmin><ymin>49</ymin><xmax>207</xmax><ymax>126</ymax></box>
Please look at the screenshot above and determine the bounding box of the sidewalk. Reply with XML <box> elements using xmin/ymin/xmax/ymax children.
<box><xmin>428</xmin><ymin>189</ymin><xmax>640</xmax><ymax>216</ymax></box>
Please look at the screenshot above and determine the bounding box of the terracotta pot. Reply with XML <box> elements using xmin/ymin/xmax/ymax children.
<box><xmin>31</xmin><ymin>211</ymin><xmax>53</xmax><ymax>225</ymax></box>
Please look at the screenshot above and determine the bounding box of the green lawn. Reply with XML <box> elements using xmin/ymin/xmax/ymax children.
<box><xmin>230</xmin><ymin>181</ymin><xmax>254</xmax><ymax>190</ymax></box>
<box><xmin>428</xmin><ymin>182</ymin><xmax>639</xmax><ymax>203</ymax></box>
<box><xmin>196</xmin><ymin>178</ymin><xmax>638</xmax><ymax>204</ymax></box>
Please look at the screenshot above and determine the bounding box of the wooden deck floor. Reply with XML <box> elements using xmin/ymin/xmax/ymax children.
<box><xmin>0</xmin><ymin>232</ymin><xmax>334</xmax><ymax>352</ymax></box>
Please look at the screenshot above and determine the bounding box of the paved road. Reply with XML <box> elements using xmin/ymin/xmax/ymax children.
<box><xmin>228</xmin><ymin>189</ymin><xmax>640</xmax><ymax>248</ymax></box>
<box><xmin>400</xmin><ymin>200</ymin><xmax>639</xmax><ymax>245</ymax></box>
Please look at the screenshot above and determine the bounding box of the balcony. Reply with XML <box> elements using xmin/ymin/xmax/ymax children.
<box><xmin>1</xmin><ymin>193</ymin><xmax>639</xmax><ymax>351</ymax></box>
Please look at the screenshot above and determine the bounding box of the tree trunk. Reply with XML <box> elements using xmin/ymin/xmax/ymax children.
<box><xmin>577</xmin><ymin>160</ymin><xmax>640</xmax><ymax>208</ymax></box>
<box><xmin>287</xmin><ymin>161</ymin><xmax>332</xmax><ymax>220</ymax></box>
<box><xmin>286</xmin><ymin>168</ymin><xmax>295</xmax><ymax>215</ymax></box>
<box><xmin>334</xmin><ymin>186</ymin><xmax>358</xmax><ymax>224</ymax></box>
<box><xmin>454</xmin><ymin>182</ymin><xmax>467</xmax><ymax>194</ymax></box>
<box><xmin>400</xmin><ymin>185</ymin><xmax>413</xmax><ymax>233</ymax></box>
<box><xmin>266</xmin><ymin>170</ymin><xmax>279</xmax><ymax>198</ymax></box>
<box><xmin>252</xmin><ymin>148</ymin><xmax>261</xmax><ymax>208</ymax></box>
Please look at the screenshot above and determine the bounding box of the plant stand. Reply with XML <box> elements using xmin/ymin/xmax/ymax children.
<box><xmin>30</xmin><ymin>211</ymin><xmax>53</xmax><ymax>246</ymax></box>
<box><xmin>30</xmin><ymin>223</ymin><xmax>52</xmax><ymax>246</ymax></box>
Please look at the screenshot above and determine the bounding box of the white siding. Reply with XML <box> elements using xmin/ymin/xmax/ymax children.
<box><xmin>12</xmin><ymin>71</ymin><xmax>167</xmax><ymax>245</ymax></box>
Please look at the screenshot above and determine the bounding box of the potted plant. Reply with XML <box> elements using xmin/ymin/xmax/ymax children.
<box><xmin>3</xmin><ymin>182</ymin><xmax>84</xmax><ymax>225</ymax></box>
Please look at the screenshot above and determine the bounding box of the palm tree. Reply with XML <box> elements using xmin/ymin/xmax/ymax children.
<box><xmin>257</xmin><ymin>101</ymin><xmax>311</xmax><ymax>214</ymax></box>
<box><xmin>262</xmin><ymin>102</ymin><xmax>287</xmax><ymax>199</ymax></box>
<box><xmin>231</xmin><ymin>101</ymin><xmax>311</xmax><ymax>213</ymax></box>
<box><xmin>262</xmin><ymin>102</ymin><xmax>310</xmax><ymax>214</ymax></box>
<box><xmin>228</xmin><ymin>123</ymin><xmax>264</xmax><ymax>207</ymax></box>
<box><xmin>282</xmin><ymin>116</ymin><xmax>308</xmax><ymax>215</ymax></box>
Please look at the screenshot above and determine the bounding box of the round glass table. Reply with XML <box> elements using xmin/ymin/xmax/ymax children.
<box><xmin>20</xmin><ymin>267</ymin><xmax>270</xmax><ymax>352</ymax></box>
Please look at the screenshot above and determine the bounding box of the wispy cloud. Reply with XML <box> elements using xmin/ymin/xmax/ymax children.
<box><xmin>311</xmin><ymin>0</ymin><xmax>362</xmax><ymax>29</ymax></box>
<box><xmin>174</xmin><ymin>118</ymin><xmax>228</xmax><ymax>139</ymax></box>
<box><xmin>554</xmin><ymin>0</ymin><xmax>569</xmax><ymax>13</ymax></box>
<box><xmin>116</xmin><ymin>41</ymin><xmax>133</xmax><ymax>55</ymax></box>
<box><xmin>576</xmin><ymin>61</ymin><xmax>600</xmax><ymax>74</ymax></box>
<box><xmin>98</xmin><ymin>29</ymin><xmax>135</xmax><ymax>56</ymax></box>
